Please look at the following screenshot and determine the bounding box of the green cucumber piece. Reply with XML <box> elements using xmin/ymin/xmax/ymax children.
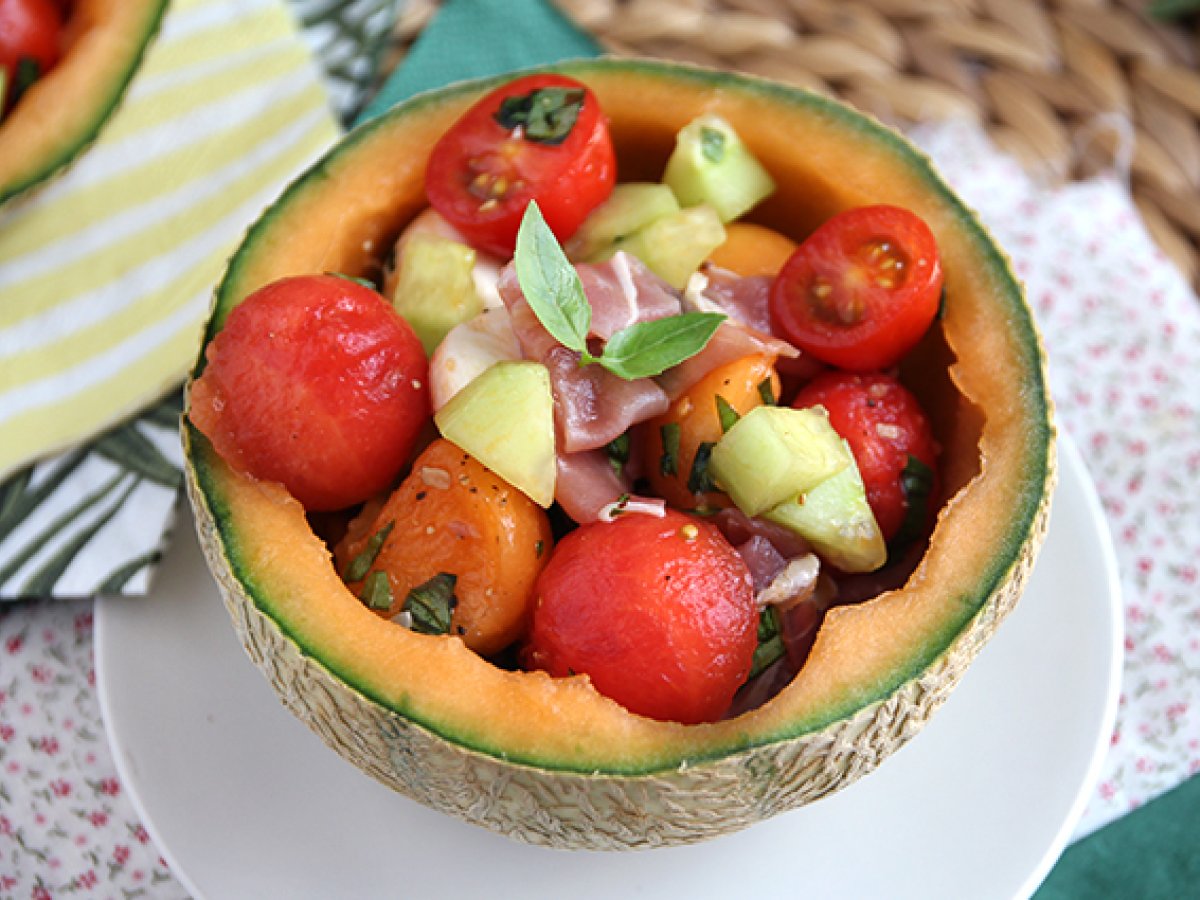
<box><xmin>392</xmin><ymin>234</ymin><xmax>482</xmax><ymax>355</ymax></box>
<box><xmin>434</xmin><ymin>361</ymin><xmax>556</xmax><ymax>507</ymax></box>
<box><xmin>612</xmin><ymin>204</ymin><xmax>725</xmax><ymax>289</ymax></box>
<box><xmin>764</xmin><ymin>446</ymin><xmax>886</xmax><ymax>573</ymax></box>
<box><xmin>663</xmin><ymin>114</ymin><xmax>776</xmax><ymax>222</ymax></box>
<box><xmin>709</xmin><ymin>406</ymin><xmax>848</xmax><ymax>517</ymax></box>
<box><xmin>565</xmin><ymin>182</ymin><xmax>681</xmax><ymax>261</ymax></box>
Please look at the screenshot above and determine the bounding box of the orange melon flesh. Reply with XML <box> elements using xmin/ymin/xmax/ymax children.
<box><xmin>186</xmin><ymin>59</ymin><xmax>1054</xmax><ymax>840</ymax></box>
<box><xmin>0</xmin><ymin>0</ymin><xmax>166</xmax><ymax>205</ymax></box>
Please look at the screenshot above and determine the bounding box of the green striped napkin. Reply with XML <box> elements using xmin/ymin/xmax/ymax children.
<box><xmin>0</xmin><ymin>0</ymin><xmax>396</xmax><ymax>599</ymax></box>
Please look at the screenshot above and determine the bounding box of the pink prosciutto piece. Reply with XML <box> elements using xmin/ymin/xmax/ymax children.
<box><xmin>711</xmin><ymin>506</ymin><xmax>812</xmax><ymax>561</ymax></box>
<box><xmin>554</xmin><ymin>448</ymin><xmax>664</xmax><ymax>524</ymax></box>
<box><xmin>735</xmin><ymin>535</ymin><xmax>788</xmax><ymax>594</ymax></box>
<box><xmin>497</xmin><ymin>258</ymin><xmax>674</xmax><ymax>453</ymax></box>
<box><xmin>580</xmin><ymin>252</ymin><xmax>682</xmax><ymax>338</ymax></box>
<box><xmin>693</xmin><ymin>264</ymin><xmax>774</xmax><ymax>334</ymax></box>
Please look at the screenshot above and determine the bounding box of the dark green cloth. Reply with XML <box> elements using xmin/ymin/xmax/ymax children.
<box><xmin>357</xmin><ymin>0</ymin><xmax>600</xmax><ymax>123</ymax></box>
<box><xmin>1033</xmin><ymin>774</ymin><xmax>1200</xmax><ymax>900</ymax></box>
<box><xmin>361</xmin><ymin>1</ymin><xmax>1199</xmax><ymax>896</ymax></box>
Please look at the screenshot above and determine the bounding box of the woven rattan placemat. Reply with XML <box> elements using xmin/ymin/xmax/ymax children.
<box><xmin>389</xmin><ymin>0</ymin><xmax>1200</xmax><ymax>290</ymax></box>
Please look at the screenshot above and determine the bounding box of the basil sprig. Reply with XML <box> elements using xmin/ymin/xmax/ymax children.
<box><xmin>515</xmin><ymin>203</ymin><xmax>725</xmax><ymax>380</ymax></box>
<box><xmin>495</xmin><ymin>87</ymin><xmax>585</xmax><ymax>145</ymax></box>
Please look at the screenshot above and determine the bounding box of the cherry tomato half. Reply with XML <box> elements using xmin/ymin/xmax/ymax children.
<box><xmin>524</xmin><ymin>509</ymin><xmax>757</xmax><ymax>724</ymax></box>
<box><xmin>792</xmin><ymin>371</ymin><xmax>938</xmax><ymax>544</ymax></box>
<box><xmin>189</xmin><ymin>275</ymin><xmax>430</xmax><ymax>511</ymax></box>
<box><xmin>425</xmin><ymin>73</ymin><xmax>616</xmax><ymax>258</ymax></box>
<box><xmin>0</xmin><ymin>0</ymin><xmax>63</xmax><ymax>110</ymax></box>
<box><xmin>769</xmin><ymin>205</ymin><xmax>943</xmax><ymax>372</ymax></box>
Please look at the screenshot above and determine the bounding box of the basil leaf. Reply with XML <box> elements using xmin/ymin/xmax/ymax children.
<box><xmin>659</xmin><ymin>422</ymin><xmax>681</xmax><ymax>477</ymax></box>
<box><xmin>889</xmin><ymin>454</ymin><xmax>936</xmax><ymax>554</ymax></box>
<box><xmin>715</xmin><ymin>395</ymin><xmax>740</xmax><ymax>433</ymax></box>
<box><xmin>12</xmin><ymin>57</ymin><xmax>41</xmax><ymax>105</ymax></box>
<box><xmin>750</xmin><ymin>606</ymin><xmax>785</xmax><ymax>678</ymax></box>
<box><xmin>514</xmin><ymin>203</ymin><xmax>591</xmax><ymax>352</ymax></box>
<box><xmin>360</xmin><ymin>571</ymin><xmax>394</xmax><ymax>611</ymax></box>
<box><xmin>343</xmin><ymin>520</ymin><xmax>394</xmax><ymax>582</ymax></box>
<box><xmin>605</xmin><ymin>433</ymin><xmax>630</xmax><ymax>476</ymax></box>
<box><xmin>687</xmin><ymin>440</ymin><xmax>717</xmax><ymax>494</ymax></box>
<box><xmin>598</xmin><ymin>312</ymin><xmax>725</xmax><ymax>380</ymax></box>
<box><xmin>495</xmin><ymin>87</ymin><xmax>585</xmax><ymax>145</ymax></box>
<box><xmin>404</xmin><ymin>573</ymin><xmax>458</xmax><ymax>635</ymax></box>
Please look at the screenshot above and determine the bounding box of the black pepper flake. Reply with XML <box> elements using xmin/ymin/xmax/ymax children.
<box><xmin>415</xmin><ymin>491</ymin><xmax>427</xmax><ymax>501</ymax></box>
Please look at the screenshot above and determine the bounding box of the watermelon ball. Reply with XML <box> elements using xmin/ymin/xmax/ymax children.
<box><xmin>189</xmin><ymin>274</ymin><xmax>430</xmax><ymax>511</ymax></box>
<box><xmin>525</xmin><ymin>509</ymin><xmax>758</xmax><ymax>725</ymax></box>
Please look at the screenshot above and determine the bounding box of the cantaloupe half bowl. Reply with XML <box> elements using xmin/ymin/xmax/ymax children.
<box><xmin>0</xmin><ymin>0</ymin><xmax>167</xmax><ymax>206</ymax></box>
<box><xmin>182</xmin><ymin>58</ymin><xmax>1056</xmax><ymax>850</ymax></box>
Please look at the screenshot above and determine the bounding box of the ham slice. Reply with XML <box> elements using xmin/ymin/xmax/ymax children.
<box><xmin>554</xmin><ymin>448</ymin><xmax>664</xmax><ymax>524</ymax></box>
<box><xmin>689</xmin><ymin>264</ymin><xmax>775</xmax><ymax>334</ymax></box>
<box><xmin>711</xmin><ymin>507</ymin><xmax>812</xmax><ymax>560</ymax></box>
<box><xmin>498</xmin><ymin>261</ymin><xmax>671</xmax><ymax>453</ymax></box>
<box><xmin>655</xmin><ymin>319</ymin><xmax>799</xmax><ymax>400</ymax></box>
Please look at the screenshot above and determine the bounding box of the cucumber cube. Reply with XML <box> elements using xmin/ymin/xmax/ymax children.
<box><xmin>566</xmin><ymin>182</ymin><xmax>681</xmax><ymax>261</ymax></box>
<box><xmin>763</xmin><ymin>448</ymin><xmax>886</xmax><ymax>573</ymax></box>
<box><xmin>392</xmin><ymin>234</ymin><xmax>482</xmax><ymax>355</ymax></box>
<box><xmin>709</xmin><ymin>406</ymin><xmax>848</xmax><ymax>516</ymax></box>
<box><xmin>663</xmin><ymin>114</ymin><xmax>776</xmax><ymax>222</ymax></box>
<box><xmin>434</xmin><ymin>361</ymin><xmax>556</xmax><ymax>508</ymax></box>
<box><xmin>613</xmin><ymin>204</ymin><xmax>725</xmax><ymax>289</ymax></box>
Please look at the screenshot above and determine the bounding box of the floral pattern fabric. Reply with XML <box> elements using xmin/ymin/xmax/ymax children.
<box><xmin>913</xmin><ymin>121</ymin><xmax>1200</xmax><ymax>836</ymax></box>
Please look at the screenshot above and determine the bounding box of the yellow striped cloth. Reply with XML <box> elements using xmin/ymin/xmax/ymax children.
<box><xmin>0</xmin><ymin>0</ymin><xmax>340</xmax><ymax>481</ymax></box>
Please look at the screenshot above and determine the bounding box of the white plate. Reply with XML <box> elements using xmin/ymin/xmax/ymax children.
<box><xmin>97</xmin><ymin>431</ymin><xmax>1121</xmax><ymax>900</ymax></box>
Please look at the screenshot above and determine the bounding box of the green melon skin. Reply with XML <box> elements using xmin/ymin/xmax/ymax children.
<box><xmin>183</xmin><ymin>58</ymin><xmax>1056</xmax><ymax>850</ymax></box>
<box><xmin>0</xmin><ymin>0</ymin><xmax>168</xmax><ymax>207</ymax></box>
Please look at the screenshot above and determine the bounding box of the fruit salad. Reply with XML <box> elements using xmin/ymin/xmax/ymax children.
<box><xmin>188</xmin><ymin>73</ymin><xmax>947</xmax><ymax>726</ymax></box>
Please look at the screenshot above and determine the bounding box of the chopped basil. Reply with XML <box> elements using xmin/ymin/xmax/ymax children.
<box><xmin>343</xmin><ymin>520</ymin><xmax>395</xmax><ymax>582</ymax></box>
<box><xmin>360</xmin><ymin>571</ymin><xmax>394</xmax><ymax>611</ymax></box>
<box><xmin>605</xmin><ymin>432</ymin><xmax>631</xmax><ymax>476</ymax></box>
<box><xmin>11</xmin><ymin>57</ymin><xmax>41</xmax><ymax>106</ymax></box>
<box><xmin>659</xmin><ymin>422</ymin><xmax>681</xmax><ymax>476</ymax></box>
<box><xmin>715</xmin><ymin>394</ymin><xmax>740</xmax><ymax>433</ymax></box>
<box><xmin>329</xmin><ymin>271</ymin><xmax>377</xmax><ymax>291</ymax></box>
<box><xmin>687</xmin><ymin>441</ymin><xmax>717</xmax><ymax>494</ymax></box>
<box><xmin>889</xmin><ymin>454</ymin><xmax>936</xmax><ymax>554</ymax></box>
<box><xmin>750</xmin><ymin>606</ymin><xmax>785</xmax><ymax>679</ymax></box>
<box><xmin>609</xmin><ymin>493</ymin><xmax>632</xmax><ymax>517</ymax></box>
<box><xmin>535</xmin><ymin>539</ymin><xmax>545</xmax><ymax>559</ymax></box>
<box><xmin>515</xmin><ymin>203</ymin><xmax>725</xmax><ymax>380</ymax></box>
<box><xmin>700</xmin><ymin>126</ymin><xmax>727</xmax><ymax>163</ymax></box>
<box><xmin>494</xmin><ymin>86</ymin><xmax>586</xmax><ymax>145</ymax></box>
<box><xmin>757</xmin><ymin>377</ymin><xmax>776</xmax><ymax>406</ymax></box>
<box><xmin>403</xmin><ymin>573</ymin><xmax>458</xmax><ymax>635</ymax></box>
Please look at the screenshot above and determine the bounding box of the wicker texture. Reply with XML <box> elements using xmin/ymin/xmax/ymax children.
<box><xmin>391</xmin><ymin>0</ymin><xmax>1200</xmax><ymax>288</ymax></box>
